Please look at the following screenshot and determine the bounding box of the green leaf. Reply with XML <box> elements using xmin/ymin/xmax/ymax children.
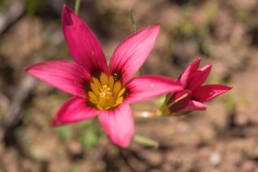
<box><xmin>79</xmin><ymin>129</ymin><xmax>100</xmax><ymax>150</ymax></box>
<box><xmin>55</xmin><ymin>125</ymin><xmax>71</xmax><ymax>141</ymax></box>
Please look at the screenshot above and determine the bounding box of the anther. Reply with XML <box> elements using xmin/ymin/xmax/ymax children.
<box><xmin>87</xmin><ymin>73</ymin><xmax>126</xmax><ymax>110</ymax></box>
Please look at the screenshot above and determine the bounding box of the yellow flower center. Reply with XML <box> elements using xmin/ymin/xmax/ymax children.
<box><xmin>87</xmin><ymin>73</ymin><xmax>126</xmax><ymax>110</ymax></box>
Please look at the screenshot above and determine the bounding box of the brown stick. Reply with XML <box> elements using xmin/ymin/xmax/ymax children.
<box><xmin>0</xmin><ymin>1</ymin><xmax>25</xmax><ymax>35</ymax></box>
<box><xmin>3</xmin><ymin>75</ymin><xmax>37</xmax><ymax>129</ymax></box>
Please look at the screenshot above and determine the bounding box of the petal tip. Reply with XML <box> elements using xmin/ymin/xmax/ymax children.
<box><xmin>191</xmin><ymin>57</ymin><xmax>201</xmax><ymax>70</ymax></box>
<box><xmin>201</xmin><ymin>63</ymin><xmax>212</xmax><ymax>71</ymax></box>
<box><xmin>144</xmin><ymin>24</ymin><xmax>160</xmax><ymax>37</ymax></box>
<box><xmin>62</xmin><ymin>5</ymin><xmax>74</xmax><ymax>26</ymax></box>
<box><xmin>220</xmin><ymin>85</ymin><xmax>232</xmax><ymax>94</ymax></box>
<box><xmin>224</xmin><ymin>85</ymin><xmax>233</xmax><ymax>91</ymax></box>
<box><xmin>153</xmin><ymin>23</ymin><xmax>161</xmax><ymax>30</ymax></box>
<box><xmin>207</xmin><ymin>63</ymin><xmax>213</xmax><ymax>68</ymax></box>
<box><xmin>51</xmin><ymin>119</ymin><xmax>58</xmax><ymax>127</ymax></box>
<box><xmin>24</xmin><ymin>66</ymin><xmax>30</xmax><ymax>73</ymax></box>
<box><xmin>195</xmin><ymin>57</ymin><xmax>201</xmax><ymax>64</ymax></box>
<box><xmin>63</xmin><ymin>4</ymin><xmax>68</xmax><ymax>9</ymax></box>
<box><xmin>117</xmin><ymin>142</ymin><xmax>130</xmax><ymax>148</ymax></box>
<box><xmin>221</xmin><ymin>85</ymin><xmax>233</xmax><ymax>93</ymax></box>
<box><xmin>207</xmin><ymin>64</ymin><xmax>213</xmax><ymax>72</ymax></box>
<box><xmin>51</xmin><ymin>118</ymin><xmax>62</xmax><ymax>127</ymax></box>
<box><xmin>62</xmin><ymin>4</ymin><xmax>71</xmax><ymax>13</ymax></box>
<box><xmin>200</xmin><ymin>107</ymin><xmax>207</xmax><ymax>111</ymax></box>
<box><xmin>112</xmin><ymin>135</ymin><xmax>132</xmax><ymax>148</ymax></box>
<box><xmin>199</xmin><ymin>63</ymin><xmax>213</xmax><ymax>75</ymax></box>
<box><xmin>24</xmin><ymin>65</ymin><xmax>36</xmax><ymax>75</ymax></box>
<box><xmin>150</xmin><ymin>24</ymin><xmax>161</xmax><ymax>35</ymax></box>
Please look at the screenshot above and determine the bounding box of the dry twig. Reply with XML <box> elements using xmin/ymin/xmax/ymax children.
<box><xmin>0</xmin><ymin>0</ymin><xmax>25</xmax><ymax>35</ymax></box>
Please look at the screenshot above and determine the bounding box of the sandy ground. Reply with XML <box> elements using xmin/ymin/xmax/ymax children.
<box><xmin>1</xmin><ymin>0</ymin><xmax>258</xmax><ymax>171</ymax></box>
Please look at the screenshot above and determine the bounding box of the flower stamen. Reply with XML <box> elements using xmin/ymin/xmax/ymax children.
<box><xmin>87</xmin><ymin>73</ymin><xmax>126</xmax><ymax>110</ymax></box>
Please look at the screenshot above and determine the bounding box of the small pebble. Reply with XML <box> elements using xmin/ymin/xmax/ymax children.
<box><xmin>210</xmin><ymin>152</ymin><xmax>221</xmax><ymax>166</ymax></box>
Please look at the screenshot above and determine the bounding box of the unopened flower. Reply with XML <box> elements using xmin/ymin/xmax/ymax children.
<box><xmin>163</xmin><ymin>58</ymin><xmax>232</xmax><ymax>114</ymax></box>
<box><xmin>25</xmin><ymin>6</ymin><xmax>182</xmax><ymax>147</ymax></box>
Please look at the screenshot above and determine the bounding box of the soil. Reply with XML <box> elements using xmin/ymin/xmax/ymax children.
<box><xmin>1</xmin><ymin>0</ymin><xmax>258</xmax><ymax>171</ymax></box>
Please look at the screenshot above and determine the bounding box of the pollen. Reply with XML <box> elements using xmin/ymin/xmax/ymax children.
<box><xmin>87</xmin><ymin>73</ymin><xmax>126</xmax><ymax>110</ymax></box>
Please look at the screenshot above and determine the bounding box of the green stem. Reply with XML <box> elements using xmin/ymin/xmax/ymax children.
<box><xmin>74</xmin><ymin>0</ymin><xmax>81</xmax><ymax>15</ymax></box>
<box><xmin>133</xmin><ymin>135</ymin><xmax>159</xmax><ymax>148</ymax></box>
<box><xmin>129</xmin><ymin>9</ymin><xmax>137</xmax><ymax>32</ymax></box>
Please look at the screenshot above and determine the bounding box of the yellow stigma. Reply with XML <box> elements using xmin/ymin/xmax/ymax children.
<box><xmin>87</xmin><ymin>73</ymin><xmax>126</xmax><ymax>110</ymax></box>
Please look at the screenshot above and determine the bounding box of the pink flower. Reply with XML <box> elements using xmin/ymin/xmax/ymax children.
<box><xmin>166</xmin><ymin>58</ymin><xmax>232</xmax><ymax>113</ymax></box>
<box><xmin>25</xmin><ymin>6</ymin><xmax>183</xmax><ymax>147</ymax></box>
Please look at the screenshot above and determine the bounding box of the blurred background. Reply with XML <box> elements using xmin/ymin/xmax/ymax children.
<box><xmin>0</xmin><ymin>0</ymin><xmax>257</xmax><ymax>171</ymax></box>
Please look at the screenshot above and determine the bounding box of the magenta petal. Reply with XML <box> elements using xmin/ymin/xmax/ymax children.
<box><xmin>179</xmin><ymin>58</ymin><xmax>200</xmax><ymax>87</ymax></box>
<box><xmin>62</xmin><ymin>6</ymin><xmax>107</xmax><ymax>73</ymax></box>
<box><xmin>125</xmin><ymin>75</ymin><xmax>183</xmax><ymax>104</ymax></box>
<box><xmin>25</xmin><ymin>60</ymin><xmax>89</xmax><ymax>96</ymax></box>
<box><xmin>109</xmin><ymin>24</ymin><xmax>160</xmax><ymax>82</ymax></box>
<box><xmin>188</xmin><ymin>64</ymin><xmax>212</xmax><ymax>90</ymax></box>
<box><xmin>98</xmin><ymin>103</ymin><xmax>134</xmax><ymax>147</ymax></box>
<box><xmin>168</xmin><ymin>90</ymin><xmax>192</xmax><ymax>113</ymax></box>
<box><xmin>181</xmin><ymin>100</ymin><xmax>207</xmax><ymax>112</ymax></box>
<box><xmin>193</xmin><ymin>84</ymin><xmax>232</xmax><ymax>102</ymax></box>
<box><xmin>52</xmin><ymin>97</ymin><xmax>97</xmax><ymax>126</ymax></box>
